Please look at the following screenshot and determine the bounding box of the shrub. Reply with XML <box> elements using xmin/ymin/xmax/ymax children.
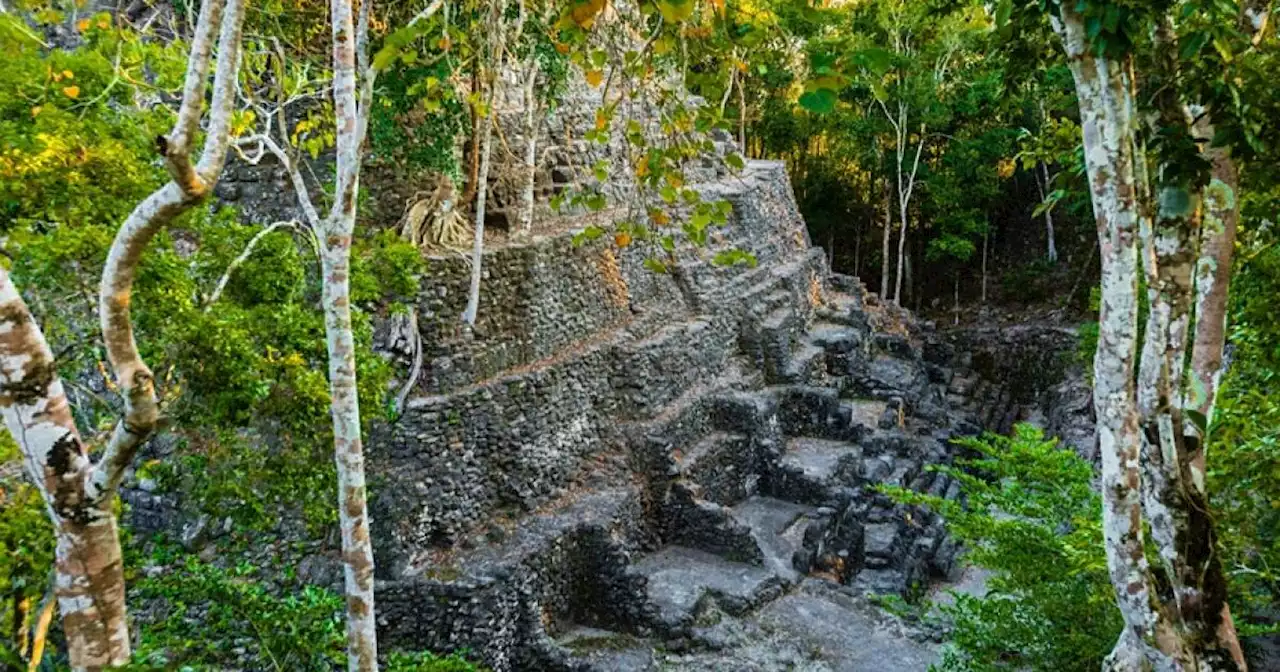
<box><xmin>883</xmin><ymin>424</ymin><xmax>1121</xmax><ymax>671</ymax></box>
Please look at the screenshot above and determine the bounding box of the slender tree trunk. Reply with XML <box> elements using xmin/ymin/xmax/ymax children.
<box><xmin>953</xmin><ymin>272</ymin><xmax>960</xmax><ymax>325</ymax></box>
<box><xmin>462</xmin><ymin>64</ymin><xmax>482</xmax><ymax>208</ymax></box>
<box><xmin>328</xmin><ymin>0</ymin><xmax>378</xmax><ymax>667</ymax></box>
<box><xmin>319</xmin><ymin>236</ymin><xmax>377</xmax><ymax>671</ymax></box>
<box><xmin>981</xmin><ymin>227</ymin><xmax>988</xmax><ymax>304</ymax></box>
<box><xmin>880</xmin><ymin>178</ymin><xmax>892</xmax><ymax>299</ymax></box>
<box><xmin>893</xmin><ymin>198</ymin><xmax>908</xmax><ymax>305</ymax></box>
<box><xmin>1188</xmin><ymin>149</ymin><xmax>1240</xmax><ymax>433</ymax></box>
<box><xmin>737</xmin><ymin>72</ymin><xmax>746</xmax><ymax>150</ymax></box>
<box><xmin>518</xmin><ymin>56</ymin><xmax>540</xmax><ymax>237</ymax></box>
<box><xmin>1039</xmin><ymin>161</ymin><xmax>1058</xmax><ymax>263</ymax></box>
<box><xmin>462</xmin><ymin>70</ymin><xmax>499</xmax><ymax>326</ymax></box>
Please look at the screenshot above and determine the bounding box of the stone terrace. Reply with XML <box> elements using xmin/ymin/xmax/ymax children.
<box><xmin>370</xmin><ymin>161</ymin><xmax>987</xmax><ymax>671</ymax></box>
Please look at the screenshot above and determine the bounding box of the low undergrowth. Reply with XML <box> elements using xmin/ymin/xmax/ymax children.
<box><xmin>883</xmin><ymin>424</ymin><xmax>1121</xmax><ymax>672</ymax></box>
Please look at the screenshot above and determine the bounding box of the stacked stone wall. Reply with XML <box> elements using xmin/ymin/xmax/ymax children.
<box><xmin>372</xmin><ymin>162</ymin><xmax>821</xmax><ymax>574</ymax></box>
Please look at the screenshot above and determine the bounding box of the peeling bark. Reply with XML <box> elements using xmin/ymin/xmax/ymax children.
<box><xmin>326</xmin><ymin>0</ymin><xmax>378</xmax><ymax>667</ymax></box>
<box><xmin>1053</xmin><ymin>9</ymin><xmax>1164</xmax><ymax>668</ymax></box>
<box><xmin>0</xmin><ymin>0</ymin><xmax>243</xmax><ymax>667</ymax></box>
<box><xmin>1</xmin><ymin>268</ymin><xmax>130</xmax><ymax>670</ymax></box>
<box><xmin>1054</xmin><ymin>3</ymin><xmax>1254</xmax><ymax>667</ymax></box>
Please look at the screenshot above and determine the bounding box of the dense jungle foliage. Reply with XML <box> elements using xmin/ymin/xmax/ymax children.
<box><xmin>1</xmin><ymin>0</ymin><xmax>1279</xmax><ymax>669</ymax></box>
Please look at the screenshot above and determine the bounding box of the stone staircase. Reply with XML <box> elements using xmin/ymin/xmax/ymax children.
<box><xmin>370</xmin><ymin>163</ymin><xmax>996</xmax><ymax>671</ymax></box>
<box><xmin>376</xmin><ymin>277</ymin><xmax>979</xmax><ymax>670</ymax></box>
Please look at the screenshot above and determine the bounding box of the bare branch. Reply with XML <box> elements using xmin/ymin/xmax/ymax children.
<box><xmin>196</xmin><ymin>0</ymin><xmax>248</xmax><ymax>180</ymax></box>
<box><xmin>204</xmin><ymin>221</ymin><xmax>307</xmax><ymax>308</ymax></box>
<box><xmin>92</xmin><ymin>0</ymin><xmax>247</xmax><ymax>500</ymax></box>
<box><xmin>165</xmin><ymin>0</ymin><xmax>228</xmax><ymax>192</ymax></box>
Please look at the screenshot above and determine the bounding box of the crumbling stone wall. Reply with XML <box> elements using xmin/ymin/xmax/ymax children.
<box><xmin>370</xmin><ymin>159</ymin><xmax>1002</xmax><ymax>671</ymax></box>
<box><xmin>372</xmin><ymin>162</ymin><xmax>820</xmax><ymax>573</ymax></box>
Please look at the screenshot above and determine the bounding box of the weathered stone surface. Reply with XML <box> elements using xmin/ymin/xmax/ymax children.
<box><xmin>359</xmin><ymin>158</ymin><xmax>1034</xmax><ymax>671</ymax></box>
<box><xmin>756</xmin><ymin>581</ymin><xmax>938</xmax><ymax>671</ymax></box>
<box><xmin>730</xmin><ymin>496</ymin><xmax>813</xmax><ymax>583</ymax></box>
<box><xmin>632</xmin><ymin>546</ymin><xmax>783</xmax><ymax>632</ymax></box>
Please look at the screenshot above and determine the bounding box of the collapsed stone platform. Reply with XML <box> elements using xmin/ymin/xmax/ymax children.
<box><xmin>367</xmin><ymin>161</ymin><xmax>1002</xmax><ymax>671</ymax></box>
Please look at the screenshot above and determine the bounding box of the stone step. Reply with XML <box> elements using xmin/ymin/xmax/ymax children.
<box><xmin>774</xmin><ymin>437</ymin><xmax>863</xmax><ymax>505</ymax></box>
<box><xmin>815</xmin><ymin>292</ymin><xmax>868</xmax><ymax>329</ymax></box>
<box><xmin>776</xmin><ymin>342</ymin><xmax>827</xmax><ymax>385</ymax></box>
<box><xmin>729</xmin><ymin>496</ymin><xmax>815</xmax><ymax>583</ymax></box>
<box><xmin>675</xmin><ymin>432</ymin><xmax>754</xmax><ymax>506</ymax></box>
<box><xmin>557</xmin><ymin>627</ymin><xmax>656</xmax><ymax>672</ymax></box>
<box><xmin>406</xmin><ymin>486</ymin><xmax>641</xmax><ymax>579</ymax></box>
<box><xmin>844</xmin><ymin>398</ymin><xmax>891</xmax><ymax>432</ymax></box>
<box><xmin>755</xmin><ymin>580</ymin><xmax>938</xmax><ymax>671</ymax></box>
<box><xmin>808</xmin><ymin>321</ymin><xmax>863</xmax><ymax>353</ymax></box>
<box><xmin>771</xmin><ymin>385</ymin><xmax>862</xmax><ymax>441</ymax></box>
<box><xmin>760</xmin><ymin>304</ymin><xmax>796</xmax><ymax>332</ymax></box>
<box><xmin>631</xmin><ymin>545</ymin><xmax>784</xmax><ymax>634</ymax></box>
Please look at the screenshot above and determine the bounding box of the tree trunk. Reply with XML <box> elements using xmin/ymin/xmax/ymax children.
<box><xmin>953</xmin><ymin>272</ymin><xmax>960</xmax><ymax>325</ymax></box>
<box><xmin>329</xmin><ymin>0</ymin><xmax>380</xmax><ymax>667</ymax></box>
<box><xmin>1039</xmin><ymin>161</ymin><xmax>1058</xmax><ymax>263</ymax></box>
<box><xmin>893</xmin><ymin>198</ymin><xmax>908</xmax><ymax>305</ymax></box>
<box><xmin>1054</xmin><ymin>9</ymin><xmax>1161</xmax><ymax>669</ymax></box>
<box><xmin>1188</xmin><ymin>150</ymin><xmax>1240</xmax><ymax>432</ymax></box>
<box><xmin>319</xmin><ymin>236</ymin><xmax>378</xmax><ymax>672</ymax></box>
<box><xmin>981</xmin><ymin>227</ymin><xmax>988</xmax><ymax>304</ymax></box>
<box><xmin>1</xmin><ymin>269</ymin><xmax>131</xmax><ymax>669</ymax></box>
<box><xmin>462</xmin><ymin>63</ymin><xmax>482</xmax><ymax>208</ymax></box>
<box><xmin>462</xmin><ymin>83</ymin><xmax>498</xmax><ymax>326</ymax></box>
<box><xmin>518</xmin><ymin>55</ymin><xmax>539</xmax><ymax>237</ymax></box>
<box><xmin>880</xmin><ymin>178</ymin><xmax>892</xmax><ymax>299</ymax></box>
<box><xmin>0</xmin><ymin>0</ymin><xmax>243</xmax><ymax>665</ymax></box>
<box><xmin>737</xmin><ymin>72</ymin><xmax>746</xmax><ymax>150</ymax></box>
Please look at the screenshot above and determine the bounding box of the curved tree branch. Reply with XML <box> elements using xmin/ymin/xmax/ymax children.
<box><xmin>92</xmin><ymin>0</ymin><xmax>247</xmax><ymax>502</ymax></box>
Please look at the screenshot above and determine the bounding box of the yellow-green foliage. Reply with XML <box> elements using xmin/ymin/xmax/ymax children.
<box><xmin>0</xmin><ymin>11</ymin><xmax>427</xmax><ymax>661</ymax></box>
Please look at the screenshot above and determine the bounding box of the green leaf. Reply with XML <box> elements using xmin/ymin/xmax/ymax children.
<box><xmin>656</xmin><ymin>0</ymin><xmax>694</xmax><ymax>23</ymax></box>
<box><xmin>995</xmin><ymin>0</ymin><xmax>1013</xmax><ymax>28</ymax></box>
<box><xmin>713</xmin><ymin>249</ymin><xmax>757</xmax><ymax>268</ymax></box>
<box><xmin>799</xmin><ymin>88</ymin><xmax>837</xmax><ymax>115</ymax></box>
<box><xmin>572</xmin><ymin>225</ymin><xmax>605</xmax><ymax>247</ymax></box>
<box><xmin>584</xmin><ymin>194</ymin><xmax>608</xmax><ymax>211</ymax></box>
<box><xmin>1186</xmin><ymin>409</ymin><xmax>1208</xmax><ymax>435</ymax></box>
<box><xmin>857</xmin><ymin>47</ymin><xmax>893</xmax><ymax>75</ymax></box>
<box><xmin>373</xmin><ymin>46</ymin><xmax>400</xmax><ymax>71</ymax></box>
<box><xmin>725</xmin><ymin>153</ymin><xmax>746</xmax><ymax>171</ymax></box>
<box><xmin>870</xmin><ymin>81</ymin><xmax>889</xmax><ymax>103</ymax></box>
<box><xmin>643</xmin><ymin>258</ymin><xmax>669</xmax><ymax>274</ymax></box>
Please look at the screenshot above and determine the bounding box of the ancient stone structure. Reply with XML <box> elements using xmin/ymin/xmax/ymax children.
<box><xmin>369</xmin><ymin>161</ymin><xmax>997</xmax><ymax>671</ymax></box>
<box><xmin>941</xmin><ymin>324</ymin><xmax>1095</xmax><ymax>461</ymax></box>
